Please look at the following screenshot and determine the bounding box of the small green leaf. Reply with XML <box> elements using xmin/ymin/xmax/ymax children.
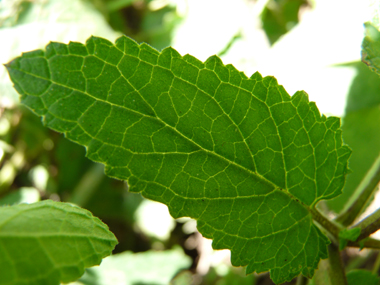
<box><xmin>0</xmin><ymin>200</ymin><xmax>117</xmax><ymax>285</ymax></box>
<box><xmin>362</xmin><ymin>22</ymin><xmax>380</xmax><ymax>75</ymax></box>
<box><xmin>338</xmin><ymin>228</ymin><xmax>361</xmax><ymax>250</ymax></box>
<box><xmin>6</xmin><ymin>36</ymin><xmax>351</xmax><ymax>284</ymax></box>
<box><xmin>261</xmin><ymin>0</ymin><xmax>306</xmax><ymax>45</ymax></box>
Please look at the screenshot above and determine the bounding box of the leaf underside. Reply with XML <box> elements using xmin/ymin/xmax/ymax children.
<box><xmin>6</xmin><ymin>36</ymin><xmax>351</xmax><ymax>284</ymax></box>
<box><xmin>0</xmin><ymin>200</ymin><xmax>117</xmax><ymax>285</ymax></box>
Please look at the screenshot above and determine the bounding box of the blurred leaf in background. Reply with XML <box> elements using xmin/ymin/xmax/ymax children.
<box><xmin>90</xmin><ymin>0</ymin><xmax>183</xmax><ymax>50</ymax></box>
<box><xmin>362</xmin><ymin>22</ymin><xmax>380</xmax><ymax>74</ymax></box>
<box><xmin>261</xmin><ymin>0</ymin><xmax>310</xmax><ymax>45</ymax></box>
<box><xmin>326</xmin><ymin>1</ymin><xmax>380</xmax><ymax>214</ymax></box>
<box><xmin>0</xmin><ymin>0</ymin><xmax>121</xmax><ymax>108</ymax></box>
<box><xmin>79</xmin><ymin>247</ymin><xmax>192</xmax><ymax>285</ymax></box>
<box><xmin>326</xmin><ymin>61</ymin><xmax>380</xmax><ymax>213</ymax></box>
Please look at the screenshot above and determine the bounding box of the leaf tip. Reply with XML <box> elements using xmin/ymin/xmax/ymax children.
<box><xmin>250</xmin><ymin>71</ymin><xmax>263</xmax><ymax>80</ymax></box>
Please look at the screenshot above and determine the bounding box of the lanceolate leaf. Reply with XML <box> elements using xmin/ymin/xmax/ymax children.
<box><xmin>6</xmin><ymin>36</ymin><xmax>351</xmax><ymax>283</ymax></box>
<box><xmin>0</xmin><ymin>200</ymin><xmax>117</xmax><ymax>285</ymax></box>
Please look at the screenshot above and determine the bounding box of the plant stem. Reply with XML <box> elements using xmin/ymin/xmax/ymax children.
<box><xmin>70</xmin><ymin>163</ymin><xmax>105</xmax><ymax>207</ymax></box>
<box><xmin>348</xmin><ymin>237</ymin><xmax>380</xmax><ymax>249</ymax></box>
<box><xmin>335</xmin><ymin>153</ymin><xmax>380</xmax><ymax>227</ymax></box>
<box><xmin>327</xmin><ymin>243</ymin><xmax>347</xmax><ymax>285</ymax></box>
<box><xmin>372</xmin><ymin>251</ymin><xmax>380</xmax><ymax>274</ymax></box>
<box><xmin>310</xmin><ymin>207</ymin><xmax>342</xmax><ymax>241</ymax></box>
<box><xmin>351</xmin><ymin>207</ymin><xmax>380</xmax><ymax>242</ymax></box>
<box><xmin>296</xmin><ymin>275</ymin><xmax>309</xmax><ymax>285</ymax></box>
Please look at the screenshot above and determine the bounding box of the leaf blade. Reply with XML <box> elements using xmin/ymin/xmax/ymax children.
<box><xmin>0</xmin><ymin>200</ymin><xmax>117</xmax><ymax>285</ymax></box>
<box><xmin>6</xmin><ymin>36</ymin><xmax>351</xmax><ymax>283</ymax></box>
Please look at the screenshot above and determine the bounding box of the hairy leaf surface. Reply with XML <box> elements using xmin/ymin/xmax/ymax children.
<box><xmin>6</xmin><ymin>36</ymin><xmax>351</xmax><ymax>283</ymax></box>
<box><xmin>0</xmin><ymin>200</ymin><xmax>117</xmax><ymax>285</ymax></box>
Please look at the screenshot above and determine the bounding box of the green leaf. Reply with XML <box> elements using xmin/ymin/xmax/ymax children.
<box><xmin>5</xmin><ymin>36</ymin><xmax>351</xmax><ymax>284</ymax></box>
<box><xmin>346</xmin><ymin>269</ymin><xmax>380</xmax><ymax>285</ymax></box>
<box><xmin>338</xmin><ymin>228</ymin><xmax>361</xmax><ymax>250</ymax></box>
<box><xmin>0</xmin><ymin>200</ymin><xmax>117</xmax><ymax>285</ymax></box>
<box><xmin>261</xmin><ymin>0</ymin><xmax>307</xmax><ymax>45</ymax></box>
<box><xmin>79</xmin><ymin>247</ymin><xmax>191</xmax><ymax>285</ymax></box>
<box><xmin>327</xmin><ymin>62</ymin><xmax>380</xmax><ymax>213</ymax></box>
<box><xmin>362</xmin><ymin>22</ymin><xmax>380</xmax><ymax>75</ymax></box>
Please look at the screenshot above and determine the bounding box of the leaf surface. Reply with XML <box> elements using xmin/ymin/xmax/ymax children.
<box><xmin>0</xmin><ymin>200</ymin><xmax>117</xmax><ymax>285</ymax></box>
<box><xmin>346</xmin><ymin>269</ymin><xmax>380</xmax><ymax>285</ymax></box>
<box><xmin>362</xmin><ymin>22</ymin><xmax>380</xmax><ymax>75</ymax></box>
<box><xmin>6</xmin><ymin>36</ymin><xmax>351</xmax><ymax>283</ymax></box>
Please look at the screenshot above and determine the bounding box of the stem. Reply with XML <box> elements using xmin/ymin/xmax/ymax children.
<box><xmin>69</xmin><ymin>163</ymin><xmax>105</xmax><ymax>207</ymax></box>
<box><xmin>296</xmin><ymin>275</ymin><xmax>309</xmax><ymax>285</ymax></box>
<box><xmin>372</xmin><ymin>251</ymin><xmax>380</xmax><ymax>274</ymax></box>
<box><xmin>351</xmin><ymin>207</ymin><xmax>380</xmax><ymax>242</ymax></box>
<box><xmin>335</xmin><ymin>153</ymin><xmax>380</xmax><ymax>227</ymax></box>
<box><xmin>310</xmin><ymin>207</ymin><xmax>342</xmax><ymax>241</ymax></box>
<box><xmin>218</xmin><ymin>31</ymin><xmax>242</xmax><ymax>57</ymax></box>
<box><xmin>347</xmin><ymin>237</ymin><xmax>380</xmax><ymax>249</ymax></box>
<box><xmin>327</xmin><ymin>243</ymin><xmax>347</xmax><ymax>285</ymax></box>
